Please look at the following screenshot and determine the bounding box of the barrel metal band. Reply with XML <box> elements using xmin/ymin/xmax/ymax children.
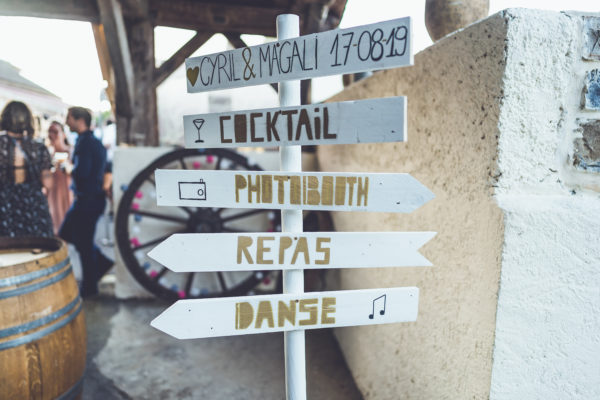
<box><xmin>0</xmin><ymin>295</ymin><xmax>80</xmax><ymax>339</ymax></box>
<box><xmin>0</xmin><ymin>300</ymin><xmax>83</xmax><ymax>351</ymax></box>
<box><xmin>0</xmin><ymin>265</ymin><xmax>72</xmax><ymax>300</ymax></box>
<box><xmin>0</xmin><ymin>257</ymin><xmax>71</xmax><ymax>288</ymax></box>
<box><xmin>56</xmin><ymin>374</ymin><xmax>85</xmax><ymax>400</ymax></box>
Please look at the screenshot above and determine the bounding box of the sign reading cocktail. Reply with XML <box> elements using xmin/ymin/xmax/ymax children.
<box><xmin>185</xmin><ymin>17</ymin><xmax>412</xmax><ymax>92</ymax></box>
<box><xmin>183</xmin><ymin>97</ymin><xmax>406</xmax><ymax>148</ymax></box>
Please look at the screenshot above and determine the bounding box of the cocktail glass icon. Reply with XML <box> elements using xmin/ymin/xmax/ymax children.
<box><xmin>193</xmin><ymin>118</ymin><xmax>205</xmax><ymax>143</ymax></box>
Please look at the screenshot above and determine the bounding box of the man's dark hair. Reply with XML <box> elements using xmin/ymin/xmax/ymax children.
<box><xmin>0</xmin><ymin>101</ymin><xmax>34</xmax><ymax>136</ymax></box>
<box><xmin>68</xmin><ymin>106</ymin><xmax>92</xmax><ymax>128</ymax></box>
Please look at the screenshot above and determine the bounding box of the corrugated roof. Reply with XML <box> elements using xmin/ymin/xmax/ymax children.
<box><xmin>0</xmin><ymin>60</ymin><xmax>60</xmax><ymax>98</ymax></box>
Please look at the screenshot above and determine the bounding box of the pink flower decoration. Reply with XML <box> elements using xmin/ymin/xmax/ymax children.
<box><xmin>130</xmin><ymin>237</ymin><xmax>140</xmax><ymax>247</ymax></box>
<box><xmin>149</xmin><ymin>270</ymin><xmax>158</xmax><ymax>278</ymax></box>
<box><xmin>192</xmin><ymin>161</ymin><xmax>202</xmax><ymax>169</ymax></box>
<box><xmin>132</xmin><ymin>203</ymin><xmax>140</xmax><ymax>210</ymax></box>
<box><xmin>178</xmin><ymin>290</ymin><xmax>186</xmax><ymax>299</ymax></box>
<box><xmin>206</xmin><ymin>155</ymin><xmax>215</xmax><ymax>163</ymax></box>
<box><xmin>135</xmin><ymin>191</ymin><xmax>143</xmax><ymax>199</ymax></box>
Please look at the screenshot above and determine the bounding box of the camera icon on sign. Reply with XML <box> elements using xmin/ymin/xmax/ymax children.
<box><xmin>178</xmin><ymin>179</ymin><xmax>207</xmax><ymax>200</ymax></box>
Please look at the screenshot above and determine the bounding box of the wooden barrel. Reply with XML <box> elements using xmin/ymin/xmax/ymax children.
<box><xmin>0</xmin><ymin>237</ymin><xmax>86</xmax><ymax>400</ymax></box>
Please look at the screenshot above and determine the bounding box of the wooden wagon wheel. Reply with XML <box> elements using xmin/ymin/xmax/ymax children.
<box><xmin>115</xmin><ymin>148</ymin><xmax>282</xmax><ymax>301</ymax></box>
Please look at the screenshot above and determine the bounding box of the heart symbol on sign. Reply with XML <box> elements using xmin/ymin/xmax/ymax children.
<box><xmin>187</xmin><ymin>67</ymin><xmax>199</xmax><ymax>86</ymax></box>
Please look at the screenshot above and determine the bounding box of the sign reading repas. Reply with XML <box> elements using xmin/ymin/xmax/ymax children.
<box><xmin>185</xmin><ymin>17</ymin><xmax>412</xmax><ymax>92</ymax></box>
<box><xmin>155</xmin><ymin>170</ymin><xmax>434</xmax><ymax>213</ymax></box>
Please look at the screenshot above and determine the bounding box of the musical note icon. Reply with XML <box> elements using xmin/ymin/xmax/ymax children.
<box><xmin>193</xmin><ymin>118</ymin><xmax>205</xmax><ymax>143</ymax></box>
<box><xmin>368</xmin><ymin>294</ymin><xmax>386</xmax><ymax>319</ymax></box>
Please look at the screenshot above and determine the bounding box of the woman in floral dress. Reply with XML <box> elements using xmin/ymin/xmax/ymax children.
<box><xmin>0</xmin><ymin>101</ymin><xmax>54</xmax><ymax>237</ymax></box>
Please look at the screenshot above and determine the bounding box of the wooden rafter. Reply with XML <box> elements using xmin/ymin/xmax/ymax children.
<box><xmin>96</xmin><ymin>0</ymin><xmax>134</xmax><ymax>117</ymax></box>
<box><xmin>154</xmin><ymin>31</ymin><xmax>214</xmax><ymax>89</ymax></box>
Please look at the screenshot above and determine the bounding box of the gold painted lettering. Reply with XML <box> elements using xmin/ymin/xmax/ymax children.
<box><xmin>273</xmin><ymin>175</ymin><xmax>288</xmax><ymax>204</ymax></box>
<box><xmin>315</xmin><ymin>237</ymin><xmax>330</xmax><ymax>265</ymax></box>
<box><xmin>279</xmin><ymin>236</ymin><xmax>293</xmax><ymax>263</ymax></box>
<box><xmin>335</xmin><ymin>177</ymin><xmax>347</xmax><ymax>206</ymax></box>
<box><xmin>307</xmin><ymin>176</ymin><xmax>320</xmax><ymax>205</ymax></box>
<box><xmin>346</xmin><ymin>177</ymin><xmax>357</xmax><ymax>207</ymax></box>
<box><xmin>357</xmin><ymin>177</ymin><xmax>369</xmax><ymax>206</ymax></box>
<box><xmin>255</xmin><ymin>301</ymin><xmax>275</xmax><ymax>328</ymax></box>
<box><xmin>290</xmin><ymin>176</ymin><xmax>301</xmax><ymax>204</ymax></box>
<box><xmin>235</xmin><ymin>302</ymin><xmax>253</xmax><ymax>330</ymax></box>
<box><xmin>321</xmin><ymin>176</ymin><xmax>334</xmax><ymax>205</ymax></box>
<box><xmin>257</xmin><ymin>236</ymin><xmax>274</xmax><ymax>264</ymax></box>
<box><xmin>298</xmin><ymin>299</ymin><xmax>318</xmax><ymax>326</ymax></box>
<box><xmin>247</xmin><ymin>174</ymin><xmax>260</xmax><ymax>203</ymax></box>
<box><xmin>261</xmin><ymin>174</ymin><xmax>273</xmax><ymax>203</ymax></box>
<box><xmin>277</xmin><ymin>300</ymin><xmax>296</xmax><ymax>327</ymax></box>
<box><xmin>321</xmin><ymin>297</ymin><xmax>336</xmax><ymax>324</ymax></box>
<box><xmin>291</xmin><ymin>237</ymin><xmax>309</xmax><ymax>264</ymax></box>
<box><xmin>235</xmin><ymin>174</ymin><xmax>247</xmax><ymax>202</ymax></box>
<box><xmin>237</xmin><ymin>236</ymin><xmax>253</xmax><ymax>264</ymax></box>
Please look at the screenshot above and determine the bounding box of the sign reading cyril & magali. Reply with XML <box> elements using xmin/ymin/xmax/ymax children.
<box><xmin>151</xmin><ymin>16</ymin><xmax>436</xmax><ymax>340</ymax></box>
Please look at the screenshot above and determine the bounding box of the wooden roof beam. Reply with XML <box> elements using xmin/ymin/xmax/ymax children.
<box><xmin>154</xmin><ymin>31</ymin><xmax>214</xmax><ymax>89</ymax></box>
<box><xmin>96</xmin><ymin>0</ymin><xmax>135</xmax><ymax>117</ymax></box>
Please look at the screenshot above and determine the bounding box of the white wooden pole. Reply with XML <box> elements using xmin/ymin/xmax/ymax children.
<box><xmin>277</xmin><ymin>13</ymin><xmax>306</xmax><ymax>400</ymax></box>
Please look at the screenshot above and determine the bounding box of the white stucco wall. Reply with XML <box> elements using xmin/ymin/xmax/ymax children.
<box><xmin>490</xmin><ymin>9</ymin><xmax>600</xmax><ymax>399</ymax></box>
<box><xmin>317</xmin><ymin>8</ymin><xmax>600</xmax><ymax>399</ymax></box>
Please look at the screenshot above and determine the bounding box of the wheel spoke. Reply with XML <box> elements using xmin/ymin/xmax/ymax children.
<box><xmin>221</xmin><ymin>209</ymin><xmax>270</xmax><ymax>222</ymax></box>
<box><xmin>132</xmin><ymin>230</ymin><xmax>186</xmax><ymax>250</ymax></box>
<box><xmin>215</xmin><ymin>156</ymin><xmax>222</xmax><ymax>170</ymax></box>
<box><xmin>221</xmin><ymin>226</ymin><xmax>255</xmax><ymax>233</ymax></box>
<box><xmin>179</xmin><ymin>158</ymin><xmax>188</xmax><ymax>169</ymax></box>
<box><xmin>132</xmin><ymin>209</ymin><xmax>188</xmax><ymax>224</ymax></box>
<box><xmin>146</xmin><ymin>176</ymin><xmax>155</xmax><ymax>186</ymax></box>
<box><xmin>185</xmin><ymin>273</ymin><xmax>194</xmax><ymax>296</ymax></box>
<box><xmin>179</xmin><ymin>206</ymin><xmax>194</xmax><ymax>216</ymax></box>
<box><xmin>217</xmin><ymin>272</ymin><xmax>227</xmax><ymax>291</ymax></box>
<box><xmin>152</xmin><ymin>267</ymin><xmax>168</xmax><ymax>281</ymax></box>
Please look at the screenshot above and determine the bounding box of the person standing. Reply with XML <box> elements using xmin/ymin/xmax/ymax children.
<box><xmin>0</xmin><ymin>101</ymin><xmax>54</xmax><ymax>238</ymax></box>
<box><xmin>46</xmin><ymin>121</ymin><xmax>73</xmax><ymax>234</ymax></box>
<box><xmin>59</xmin><ymin>106</ymin><xmax>113</xmax><ymax>297</ymax></box>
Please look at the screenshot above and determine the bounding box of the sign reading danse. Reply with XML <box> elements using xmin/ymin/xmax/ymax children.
<box><xmin>151</xmin><ymin>287</ymin><xmax>419</xmax><ymax>339</ymax></box>
<box><xmin>148</xmin><ymin>232</ymin><xmax>435</xmax><ymax>272</ymax></box>
<box><xmin>185</xmin><ymin>17</ymin><xmax>412</xmax><ymax>92</ymax></box>
<box><xmin>183</xmin><ymin>97</ymin><xmax>406</xmax><ymax>148</ymax></box>
<box><xmin>155</xmin><ymin>169</ymin><xmax>434</xmax><ymax>212</ymax></box>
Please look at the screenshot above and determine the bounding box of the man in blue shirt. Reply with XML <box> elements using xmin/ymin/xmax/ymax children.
<box><xmin>60</xmin><ymin>106</ymin><xmax>113</xmax><ymax>297</ymax></box>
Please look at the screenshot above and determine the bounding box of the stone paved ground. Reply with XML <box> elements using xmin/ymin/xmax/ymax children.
<box><xmin>82</xmin><ymin>294</ymin><xmax>363</xmax><ymax>400</ymax></box>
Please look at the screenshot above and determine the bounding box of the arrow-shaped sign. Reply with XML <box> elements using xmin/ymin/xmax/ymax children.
<box><xmin>151</xmin><ymin>287</ymin><xmax>418</xmax><ymax>339</ymax></box>
<box><xmin>183</xmin><ymin>97</ymin><xmax>406</xmax><ymax>149</ymax></box>
<box><xmin>148</xmin><ymin>232</ymin><xmax>435</xmax><ymax>272</ymax></box>
<box><xmin>155</xmin><ymin>170</ymin><xmax>434</xmax><ymax>213</ymax></box>
<box><xmin>185</xmin><ymin>17</ymin><xmax>412</xmax><ymax>92</ymax></box>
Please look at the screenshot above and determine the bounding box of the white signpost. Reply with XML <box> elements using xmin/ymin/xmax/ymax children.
<box><xmin>185</xmin><ymin>17</ymin><xmax>412</xmax><ymax>92</ymax></box>
<box><xmin>148</xmin><ymin>232</ymin><xmax>435</xmax><ymax>272</ymax></box>
<box><xmin>151</xmin><ymin>287</ymin><xmax>419</xmax><ymax>339</ymax></box>
<box><xmin>150</xmin><ymin>14</ymin><xmax>434</xmax><ymax>400</ymax></box>
<box><xmin>183</xmin><ymin>97</ymin><xmax>406</xmax><ymax>148</ymax></box>
<box><xmin>155</xmin><ymin>169</ymin><xmax>434</xmax><ymax>213</ymax></box>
